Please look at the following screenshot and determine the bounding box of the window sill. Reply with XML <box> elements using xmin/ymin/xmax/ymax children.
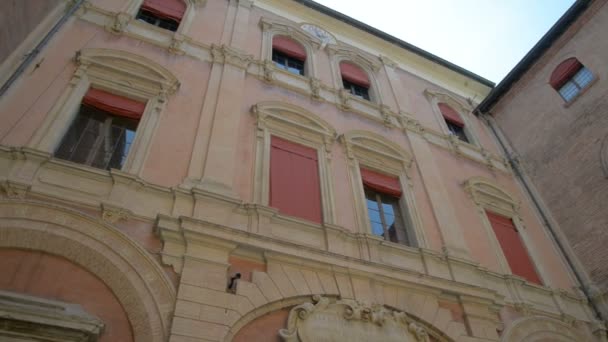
<box><xmin>563</xmin><ymin>76</ymin><xmax>598</xmax><ymax>108</ymax></box>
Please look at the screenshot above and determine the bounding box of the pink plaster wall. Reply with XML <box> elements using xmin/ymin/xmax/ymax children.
<box><xmin>0</xmin><ymin>0</ymin><xmax>576</xmax><ymax>291</ymax></box>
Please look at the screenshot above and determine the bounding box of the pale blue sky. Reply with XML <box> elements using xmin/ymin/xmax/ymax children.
<box><xmin>314</xmin><ymin>0</ymin><xmax>575</xmax><ymax>83</ymax></box>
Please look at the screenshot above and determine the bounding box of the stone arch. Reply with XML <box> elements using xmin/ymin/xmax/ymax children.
<box><xmin>501</xmin><ymin>316</ymin><xmax>587</xmax><ymax>342</ymax></box>
<box><xmin>252</xmin><ymin>101</ymin><xmax>337</xmax><ymax>139</ymax></box>
<box><xmin>227</xmin><ymin>294</ymin><xmax>455</xmax><ymax>342</ymax></box>
<box><xmin>0</xmin><ymin>199</ymin><xmax>176</xmax><ymax>342</ymax></box>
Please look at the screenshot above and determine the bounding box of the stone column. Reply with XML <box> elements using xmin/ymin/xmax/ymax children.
<box><xmin>184</xmin><ymin>0</ymin><xmax>253</xmax><ymax>198</ymax></box>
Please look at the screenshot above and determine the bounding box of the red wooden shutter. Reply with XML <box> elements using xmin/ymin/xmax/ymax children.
<box><xmin>360</xmin><ymin>168</ymin><xmax>402</xmax><ymax>197</ymax></box>
<box><xmin>141</xmin><ymin>0</ymin><xmax>186</xmax><ymax>22</ymax></box>
<box><xmin>340</xmin><ymin>62</ymin><xmax>370</xmax><ymax>88</ymax></box>
<box><xmin>438</xmin><ymin>103</ymin><xmax>464</xmax><ymax>127</ymax></box>
<box><xmin>486</xmin><ymin>211</ymin><xmax>542</xmax><ymax>285</ymax></box>
<box><xmin>269</xmin><ymin>136</ymin><xmax>322</xmax><ymax>223</ymax></box>
<box><xmin>550</xmin><ymin>57</ymin><xmax>583</xmax><ymax>89</ymax></box>
<box><xmin>82</xmin><ymin>88</ymin><xmax>146</xmax><ymax>120</ymax></box>
<box><xmin>272</xmin><ymin>36</ymin><xmax>307</xmax><ymax>61</ymax></box>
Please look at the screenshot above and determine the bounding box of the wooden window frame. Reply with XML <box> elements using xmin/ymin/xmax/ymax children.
<box><xmin>27</xmin><ymin>48</ymin><xmax>179</xmax><ymax>176</ymax></box>
<box><xmin>341</xmin><ymin>130</ymin><xmax>425</xmax><ymax>248</ymax></box>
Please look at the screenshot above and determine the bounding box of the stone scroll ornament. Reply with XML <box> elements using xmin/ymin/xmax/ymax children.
<box><xmin>279</xmin><ymin>295</ymin><xmax>432</xmax><ymax>342</ymax></box>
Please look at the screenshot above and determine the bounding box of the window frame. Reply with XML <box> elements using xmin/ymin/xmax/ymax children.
<box><xmin>556</xmin><ymin>66</ymin><xmax>595</xmax><ymax>103</ymax></box>
<box><xmin>27</xmin><ymin>48</ymin><xmax>179</xmax><ymax>176</ymax></box>
<box><xmin>54</xmin><ymin>103</ymin><xmax>141</xmax><ymax>171</ymax></box>
<box><xmin>464</xmin><ymin>177</ymin><xmax>548</xmax><ymax>285</ymax></box>
<box><xmin>363</xmin><ymin>182</ymin><xmax>412</xmax><ymax>246</ymax></box>
<box><xmin>342</xmin><ymin>78</ymin><xmax>370</xmax><ymax>101</ymax></box>
<box><xmin>424</xmin><ymin>89</ymin><xmax>480</xmax><ymax>147</ymax></box>
<box><xmin>252</xmin><ymin>101</ymin><xmax>337</xmax><ymax>225</ymax></box>
<box><xmin>123</xmin><ymin>0</ymin><xmax>204</xmax><ymax>36</ymax></box>
<box><xmin>341</xmin><ymin>130</ymin><xmax>425</xmax><ymax>248</ymax></box>
<box><xmin>260</xmin><ymin>18</ymin><xmax>321</xmax><ymax>80</ymax></box>
<box><xmin>271</xmin><ymin>49</ymin><xmax>305</xmax><ymax>76</ymax></box>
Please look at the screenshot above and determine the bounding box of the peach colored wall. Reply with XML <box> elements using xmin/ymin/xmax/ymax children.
<box><xmin>0</xmin><ymin>0</ymin><xmax>575</xmax><ymax>290</ymax></box>
<box><xmin>0</xmin><ymin>249</ymin><xmax>133</xmax><ymax>342</ymax></box>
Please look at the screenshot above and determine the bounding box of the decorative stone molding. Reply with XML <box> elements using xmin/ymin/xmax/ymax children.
<box><xmin>501</xmin><ymin>316</ymin><xmax>589</xmax><ymax>342</ymax></box>
<box><xmin>251</xmin><ymin>101</ymin><xmax>337</xmax><ymax>224</ymax></box>
<box><xmin>0</xmin><ymin>199</ymin><xmax>176</xmax><ymax>342</ymax></box>
<box><xmin>108</xmin><ymin>12</ymin><xmax>132</xmax><ymax>34</ymax></box>
<box><xmin>0</xmin><ymin>290</ymin><xmax>105</xmax><ymax>342</ymax></box>
<box><xmin>464</xmin><ymin>177</ymin><xmax>520</xmax><ymax>215</ymax></box>
<box><xmin>300</xmin><ymin>23</ymin><xmax>337</xmax><ymax>47</ymax></box>
<box><xmin>101</xmin><ymin>202</ymin><xmax>132</xmax><ymax>224</ymax></box>
<box><xmin>278</xmin><ymin>295</ymin><xmax>446</xmax><ymax>342</ymax></box>
<box><xmin>210</xmin><ymin>44</ymin><xmax>253</xmax><ymax>69</ymax></box>
<box><xmin>28</xmin><ymin>48</ymin><xmax>179</xmax><ymax>176</ymax></box>
<box><xmin>0</xmin><ymin>180</ymin><xmax>29</xmax><ymax>199</ymax></box>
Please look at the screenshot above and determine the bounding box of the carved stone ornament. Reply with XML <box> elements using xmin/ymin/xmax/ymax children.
<box><xmin>279</xmin><ymin>295</ymin><xmax>433</xmax><ymax>342</ymax></box>
<box><xmin>300</xmin><ymin>24</ymin><xmax>336</xmax><ymax>46</ymax></box>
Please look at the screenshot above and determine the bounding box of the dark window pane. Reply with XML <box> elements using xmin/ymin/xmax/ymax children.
<box><xmin>54</xmin><ymin>104</ymin><xmax>139</xmax><ymax>171</ymax></box>
<box><xmin>136</xmin><ymin>9</ymin><xmax>179</xmax><ymax>32</ymax></box>
<box><xmin>446</xmin><ymin>121</ymin><xmax>469</xmax><ymax>143</ymax></box>
<box><xmin>343</xmin><ymin>79</ymin><xmax>370</xmax><ymax>100</ymax></box>
<box><xmin>272</xmin><ymin>50</ymin><xmax>305</xmax><ymax>76</ymax></box>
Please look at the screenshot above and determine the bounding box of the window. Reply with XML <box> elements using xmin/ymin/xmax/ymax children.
<box><xmin>342</xmin><ymin>79</ymin><xmax>370</xmax><ymax>101</ymax></box>
<box><xmin>269</xmin><ymin>136</ymin><xmax>322</xmax><ymax>223</ymax></box>
<box><xmin>486</xmin><ymin>211</ymin><xmax>542</xmax><ymax>285</ymax></box>
<box><xmin>272</xmin><ymin>36</ymin><xmax>306</xmax><ymax>76</ymax></box>
<box><xmin>136</xmin><ymin>0</ymin><xmax>186</xmax><ymax>32</ymax></box>
<box><xmin>55</xmin><ymin>88</ymin><xmax>145</xmax><ymax>171</ymax></box>
<box><xmin>438</xmin><ymin>103</ymin><xmax>468</xmax><ymax>143</ymax></box>
<box><xmin>550</xmin><ymin>57</ymin><xmax>595</xmax><ymax>102</ymax></box>
<box><xmin>340</xmin><ymin>62</ymin><xmax>371</xmax><ymax>101</ymax></box>
<box><xmin>361</xmin><ymin>168</ymin><xmax>411</xmax><ymax>245</ymax></box>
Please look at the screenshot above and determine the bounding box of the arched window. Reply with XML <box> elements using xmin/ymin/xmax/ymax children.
<box><xmin>272</xmin><ymin>35</ymin><xmax>307</xmax><ymax>76</ymax></box>
<box><xmin>550</xmin><ymin>57</ymin><xmax>594</xmax><ymax>102</ymax></box>
<box><xmin>438</xmin><ymin>103</ymin><xmax>468</xmax><ymax>143</ymax></box>
<box><xmin>340</xmin><ymin>61</ymin><xmax>371</xmax><ymax>101</ymax></box>
<box><xmin>136</xmin><ymin>0</ymin><xmax>186</xmax><ymax>32</ymax></box>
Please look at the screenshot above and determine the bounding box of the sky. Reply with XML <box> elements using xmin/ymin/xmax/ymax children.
<box><xmin>313</xmin><ymin>0</ymin><xmax>575</xmax><ymax>83</ymax></box>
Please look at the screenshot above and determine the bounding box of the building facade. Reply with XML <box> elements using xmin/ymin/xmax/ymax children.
<box><xmin>478</xmin><ymin>0</ymin><xmax>608</xmax><ymax>323</ymax></box>
<box><xmin>0</xmin><ymin>0</ymin><xmax>605</xmax><ymax>341</ymax></box>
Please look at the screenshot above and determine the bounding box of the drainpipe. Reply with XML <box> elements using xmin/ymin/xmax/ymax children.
<box><xmin>479</xmin><ymin>111</ymin><xmax>605</xmax><ymax>324</ymax></box>
<box><xmin>0</xmin><ymin>0</ymin><xmax>85</xmax><ymax>98</ymax></box>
